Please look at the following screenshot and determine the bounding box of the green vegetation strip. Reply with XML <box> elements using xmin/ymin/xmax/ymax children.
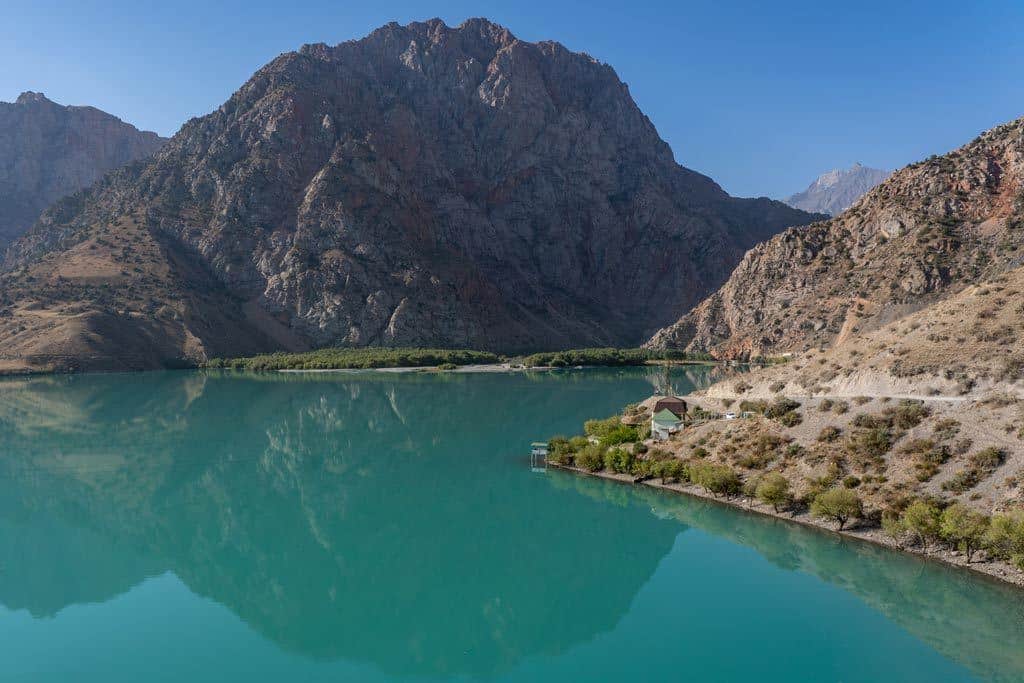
<box><xmin>205</xmin><ymin>347</ymin><xmax>716</xmax><ymax>371</ymax></box>
<box><xmin>520</xmin><ymin>348</ymin><xmax>711</xmax><ymax>367</ymax></box>
<box><xmin>204</xmin><ymin>348</ymin><xmax>501</xmax><ymax>371</ymax></box>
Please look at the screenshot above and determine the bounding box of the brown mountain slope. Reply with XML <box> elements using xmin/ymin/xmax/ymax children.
<box><xmin>0</xmin><ymin>92</ymin><xmax>165</xmax><ymax>248</ymax></box>
<box><xmin>648</xmin><ymin>116</ymin><xmax>1024</xmax><ymax>358</ymax></box>
<box><xmin>0</xmin><ymin>18</ymin><xmax>818</xmax><ymax>372</ymax></box>
<box><xmin>677</xmin><ymin>264</ymin><xmax>1024</xmax><ymax>516</ymax></box>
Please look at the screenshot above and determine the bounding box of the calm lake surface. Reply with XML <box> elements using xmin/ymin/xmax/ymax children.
<box><xmin>1</xmin><ymin>367</ymin><xmax>1023</xmax><ymax>682</ymax></box>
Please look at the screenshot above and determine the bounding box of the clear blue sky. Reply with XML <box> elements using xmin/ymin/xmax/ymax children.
<box><xmin>3</xmin><ymin>0</ymin><xmax>1022</xmax><ymax>198</ymax></box>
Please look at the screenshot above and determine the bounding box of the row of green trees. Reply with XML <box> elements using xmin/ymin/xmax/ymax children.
<box><xmin>204</xmin><ymin>346</ymin><xmax>718</xmax><ymax>371</ymax></box>
<box><xmin>884</xmin><ymin>500</ymin><xmax>1024</xmax><ymax>566</ymax></box>
<box><xmin>204</xmin><ymin>348</ymin><xmax>502</xmax><ymax>371</ymax></box>
<box><xmin>521</xmin><ymin>348</ymin><xmax>712</xmax><ymax>368</ymax></box>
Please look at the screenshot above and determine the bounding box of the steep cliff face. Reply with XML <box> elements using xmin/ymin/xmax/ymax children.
<box><xmin>0</xmin><ymin>18</ymin><xmax>817</xmax><ymax>372</ymax></box>
<box><xmin>784</xmin><ymin>163</ymin><xmax>890</xmax><ymax>216</ymax></box>
<box><xmin>0</xmin><ymin>92</ymin><xmax>165</xmax><ymax>248</ymax></box>
<box><xmin>648</xmin><ymin>116</ymin><xmax>1024</xmax><ymax>358</ymax></box>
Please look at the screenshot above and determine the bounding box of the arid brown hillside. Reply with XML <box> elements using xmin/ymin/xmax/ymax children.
<box><xmin>0</xmin><ymin>92</ymin><xmax>165</xmax><ymax>248</ymax></box>
<box><xmin>649</xmin><ymin>116</ymin><xmax>1024</xmax><ymax>358</ymax></box>
<box><xmin>673</xmin><ymin>264</ymin><xmax>1024</xmax><ymax>518</ymax></box>
<box><xmin>0</xmin><ymin>19</ymin><xmax>817</xmax><ymax>373</ymax></box>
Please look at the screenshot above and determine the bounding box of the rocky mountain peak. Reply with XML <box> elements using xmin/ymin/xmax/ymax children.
<box><xmin>14</xmin><ymin>91</ymin><xmax>51</xmax><ymax>105</ymax></box>
<box><xmin>785</xmin><ymin>163</ymin><xmax>890</xmax><ymax>216</ymax></box>
<box><xmin>0</xmin><ymin>93</ymin><xmax>166</xmax><ymax>249</ymax></box>
<box><xmin>0</xmin><ymin>19</ymin><xmax>818</xmax><ymax>372</ymax></box>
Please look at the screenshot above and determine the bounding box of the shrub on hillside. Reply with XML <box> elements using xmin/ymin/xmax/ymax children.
<box><xmin>576</xmin><ymin>444</ymin><xmax>605</xmax><ymax>472</ymax></box>
<box><xmin>984</xmin><ymin>509</ymin><xmax>1024</xmax><ymax>570</ymax></box>
<box><xmin>940</xmin><ymin>504</ymin><xmax>990</xmax><ymax>563</ymax></box>
<box><xmin>603</xmin><ymin>447</ymin><xmax>635</xmax><ymax>474</ymax></box>
<box><xmin>818</xmin><ymin>426</ymin><xmax>842</xmax><ymax>443</ymax></box>
<box><xmin>690</xmin><ymin>462</ymin><xmax>741</xmax><ymax>497</ymax></box>
<box><xmin>755</xmin><ymin>472</ymin><xmax>792</xmax><ymax>512</ymax></box>
<box><xmin>765</xmin><ymin>397</ymin><xmax>801</xmax><ymax>420</ymax></box>
<box><xmin>810</xmin><ymin>487</ymin><xmax>863</xmax><ymax>530</ymax></box>
<box><xmin>901</xmin><ymin>499</ymin><xmax>943</xmax><ymax>551</ymax></box>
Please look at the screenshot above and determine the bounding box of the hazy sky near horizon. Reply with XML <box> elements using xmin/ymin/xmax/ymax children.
<box><xmin>3</xmin><ymin>0</ymin><xmax>1022</xmax><ymax>198</ymax></box>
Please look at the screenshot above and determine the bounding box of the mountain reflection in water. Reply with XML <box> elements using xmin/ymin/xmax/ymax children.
<box><xmin>0</xmin><ymin>367</ymin><xmax>1021</xmax><ymax>683</ymax></box>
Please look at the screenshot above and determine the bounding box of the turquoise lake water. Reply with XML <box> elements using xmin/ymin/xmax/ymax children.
<box><xmin>0</xmin><ymin>367</ymin><xmax>1022</xmax><ymax>682</ymax></box>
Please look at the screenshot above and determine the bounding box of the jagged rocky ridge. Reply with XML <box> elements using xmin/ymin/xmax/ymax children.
<box><xmin>649</xmin><ymin>116</ymin><xmax>1024</xmax><ymax>358</ymax></box>
<box><xmin>784</xmin><ymin>163</ymin><xmax>890</xmax><ymax>216</ymax></box>
<box><xmin>0</xmin><ymin>18</ymin><xmax>818</xmax><ymax>372</ymax></box>
<box><xmin>0</xmin><ymin>92</ymin><xmax>165</xmax><ymax>248</ymax></box>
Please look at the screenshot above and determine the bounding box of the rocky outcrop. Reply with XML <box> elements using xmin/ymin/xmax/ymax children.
<box><xmin>784</xmin><ymin>163</ymin><xmax>890</xmax><ymax>216</ymax></box>
<box><xmin>0</xmin><ymin>92</ymin><xmax>165</xmax><ymax>248</ymax></box>
<box><xmin>0</xmin><ymin>19</ymin><xmax>818</xmax><ymax>372</ymax></box>
<box><xmin>649</xmin><ymin>116</ymin><xmax>1024</xmax><ymax>357</ymax></box>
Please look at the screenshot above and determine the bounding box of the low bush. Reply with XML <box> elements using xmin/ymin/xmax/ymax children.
<box><xmin>603</xmin><ymin>447</ymin><xmax>635</xmax><ymax>474</ymax></box>
<box><xmin>599</xmin><ymin>424</ymin><xmax>640</xmax><ymax>446</ymax></box>
<box><xmin>849</xmin><ymin>426</ymin><xmax>892</xmax><ymax>458</ymax></box>
<box><xmin>884</xmin><ymin>400</ymin><xmax>931</xmax><ymax>429</ymax></box>
<box><xmin>818</xmin><ymin>426</ymin><xmax>842</xmax><ymax>442</ymax></box>
<box><xmin>584</xmin><ymin>416</ymin><xmax>623</xmax><ymax>438</ymax></box>
<box><xmin>764</xmin><ymin>397</ymin><xmax>801</xmax><ymax>420</ymax></box>
<box><xmin>547</xmin><ymin>436</ymin><xmax>575</xmax><ymax>465</ymax></box>
<box><xmin>970</xmin><ymin>447</ymin><xmax>1005</xmax><ymax>471</ymax></box>
<box><xmin>739</xmin><ymin>399</ymin><xmax>768</xmax><ymax>414</ymax></box>
<box><xmin>778</xmin><ymin>410</ymin><xmax>803</xmax><ymax>427</ymax></box>
<box><xmin>576</xmin><ymin>444</ymin><xmax>605</xmax><ymax>472</ymax></box>
<box><xmin>942</xmin><ymin>469</ymin><xmax>982</xmax><ymax>494</ymax></box>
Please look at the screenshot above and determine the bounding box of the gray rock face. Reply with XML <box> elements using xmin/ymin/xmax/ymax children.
<box><xmin>648</xmin><ymin>117</ymin><xmax>1024</xmax><ymax>358</ymax></box>
<box><xmin>784</xmin><ymin>163</ymin><xmax>891</xmax><ymax>216</ymax></box>
<box><xmin>0</xmin><ymin>92</ymin><xmax>166</xmax><ymax>248</ymax></box>
<box><xmin>1</xmin><ymin>19</ymin><xmax>820</xmax><ymax>368</ymax></box>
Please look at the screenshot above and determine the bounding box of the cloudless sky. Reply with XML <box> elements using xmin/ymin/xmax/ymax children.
<box><xmin>2</xmin><ymin>0</ymin><xmax>1022</xmax><ymax>198</ymax></box>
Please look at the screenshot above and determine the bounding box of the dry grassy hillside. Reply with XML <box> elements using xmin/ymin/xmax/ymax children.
<box><xmin>0</xmin><ymin>214</ymin><xmax>282</xmax><ymax>373</ymax></box>
<box><xmin>648</xmin><ymin>265</ymin><xmax>1024</xmax><ymax>519</ymax></box>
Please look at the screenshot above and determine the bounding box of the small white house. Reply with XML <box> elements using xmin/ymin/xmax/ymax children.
<box><xmin>651</xmin><ymin>409</ymin><xmax>683</xmax><ymax>441</ymax></box>
<box><xmin>531</xmin><ymin>442</ymin><xmax>549</xmax><ymax>457</ymax></box>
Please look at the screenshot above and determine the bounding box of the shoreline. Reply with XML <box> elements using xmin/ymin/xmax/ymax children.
<box><xmin>547</xmin><ymin>461</ymin><xmax>1024</xmax><ymax>589</ymax></box>
<box><xmin>276</xmin><ymin>361</ymin><xmax>725</xmax><ymax>374</ymax></box>
<box><xmin>0</xmin><ymin>358</ymin><xmax>731</xmax><ymax>378</ymax></box>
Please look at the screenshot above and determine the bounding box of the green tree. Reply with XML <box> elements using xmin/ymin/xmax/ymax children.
<box><xmin>603</xmin><ymin>447</ymin><xmax>635</xmax><ymax>474</ymax></box>
<box><xmin>661</xmin><ymin>458</ymin><xmax>688</xmax><ymax>484</ymax></box>
<box><xmin>881</xmin><ymin>509</ymin><xmax>906</xmax><ymax>544</ymax></box>
<box><xmin>902</xmin><ymin>500</ymin><xmax>942</xmax><ymax>552</ymax></box>
<box><xmin>584</xmin><ymin>415</ymin><xmax>623</xmax><ymax>438</ymax></box>
<box><xmin>985</xmin><ymin>509</ymin><xmax>1024</xmax><ymax>570</ymax></box>
<box><xmin>755</xmin><ymin>472</ymin><xmax>792</xmax><ymax>512</ymax></box>
<box><xmin>690</xmin><ymin>462</ymin><xmax>741</xmax><ymax>497</ymax></box>
<box><xmin>940</xmin><ymin>504</ymin><xmax>990</xmax><ymax>563</ymax></box>
<box><xmin>810</xmin><ymin>488</ymin><xmax>863</xmax><ymax>530</ymax></box>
